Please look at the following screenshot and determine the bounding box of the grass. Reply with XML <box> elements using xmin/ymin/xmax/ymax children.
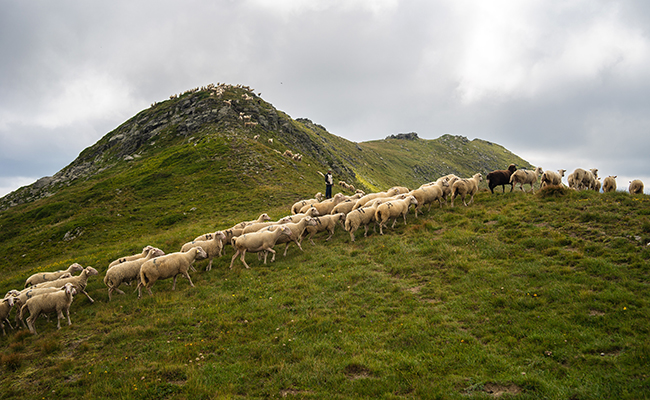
<box><xmin>1</xmin><ymin>187</ymin><xmax>649</xmax><ymax>399</ymax></box>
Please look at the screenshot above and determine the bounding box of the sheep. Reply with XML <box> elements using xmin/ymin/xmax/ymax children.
<box><xmin>22</xmin><ymin>283</ymin><xmax>76</xmax><ymax>335</ymax></box>
<box><xmin>451</xmin><ymin>173</ymin><xmax>483</xmax><ymax>207</ymax></box>
<box><xmin>263</xmin><ymin>216</ymin><xmax>318</xmax><ymax>256</ymax></box>
<box><xmin>422</xmin><ymin>174</ymin><xmax>459</xmax><ymax>203</ymax></box>
<box><xmin>594</xmin><ymin>177</ymin><xmax>602</xmax><ymax>192</ymax></box>
<box><xmin>375</xmin><ymin>196</ymin><xmax>418</xmax><ymax>235</ymax></box>
<box><xmin>180</xmin><ymin>231</ymin><xmax>227</xmax><ymax>271</ymax></box>
<box><xmin>24</xmin><ymin>263</ymin><xmax>84</xmax><ymax>288</ymax></box>
<box><xmin>303</xmin><ymin>213</ymin><xmax>346</xmax><ymax>245</ymax></box>
<box><xmin>242</xmin><ymin>218</ymin><xmax>291</xmax><ymax>234</ymax></box>
<box><xmin>629</xmin><ymin>179</ymin><xmax>644</xmax><ymax>194</ymax></box>
<box><xmin>351</xmin><ymin>188</ymin><xmax>401</xmax><ymax>210</ymax></box>
<box><xmin>283</xmin><ymin>149</ymin><xmax>294</xmax><ymax>158</ymax></box>
<box><xmin>278</xmin><ymin>207</ymin><xmax>320</xmax><ymax>223</ymax></box>
<box><xmin>268</xmin><ymin>138</ymin><xmax>274</xmax><ymax>144</ymax></box>
<box><xmin>344</xmin><ymin>201</ymin><xmax>382</xmax><ymax>242</ymax></box>
<box><xmin>291</xmin><ymin>198</ymin><xmax>320</xmax><ymax>214</ymax></box>
<box><xmin>300</xmin><ymin>193</ymin><xmax>346</xmax><ymax>215</ymax></box>
<box><xmin>409</xmin><ymin>180</ymin><xmax>448</xmax><ymax>217</ymax></box>
<box><xmin>1</xmin><ymin>296</ymin><xmax>16</xmax><ymax>335</ymax></box>
<box><xmin>232</xmin><ymin>214</ymin><xmax>272</xmax><ymax>230</ymax></box>
<box><xmin>139</xmin><ymin>247</ymin><xmax>208</xmax><ymax>297</ymax></box>
<box><xmin>230</xmin><ymin>226</ymin><xmax>293</xmax><ymax>269</ymax></box>
<box><xmin>602</xmin><ymin>176</ymin><xmax>617</xmax><ymax>193</ymax></box>
<box><xmin>486</xmin><ymin>164</ymin><xmax>517</xmax><ymax>193</ymax></box>
<box><xmin>32</xmin><ymin>267</ymin><xmax>99</xmax><ymax>304</ymax></box>
<box><xmin>331</xmin><ymin>199</ymin><xmax>358</xmax><ymax>215</ymax></box>
<box><xmin>510</xmin><ymin>167</ymin><xmax>543</xmax><ymax>193</ymax></box>
<box><xmin>12</xmin><ymin>286</ymin><xmax>70</xmax><ymax>328</ymax></box>
<box><xmin>540</xmin><ymin>169</ymin><xmax>566</xmax><ymax>188</ymax></box>
<box><xmin>103</xmin><ymin>247</ymin><xmax>165</xmax><ymax>301</ymax></box>
<box><xmin>108</xmin><ymin>246</ymin><xmax>154</xmax><ymax>269</ymax></box>
<box><xmin>568</xmin><ymin>168</ymin><xmax>598</xmax><ymax>190</ymax></box>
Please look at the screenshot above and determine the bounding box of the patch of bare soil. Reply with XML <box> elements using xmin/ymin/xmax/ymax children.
<box><xmin>483</xmin><ymin>383</ymin><xmax>522</xmax><ymax>397</ymax></box>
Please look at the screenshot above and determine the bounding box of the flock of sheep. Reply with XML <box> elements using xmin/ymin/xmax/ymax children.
<box><xmin>1</xmin><ymin>164</ymin><xmax>645</xmax><ymax>337</ymax></box>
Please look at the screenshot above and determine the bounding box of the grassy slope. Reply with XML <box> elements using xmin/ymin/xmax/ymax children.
<box><xmin>1</xmin><ymin>187</ymin><xmax>649</xmax><ymax>399</ymax></box>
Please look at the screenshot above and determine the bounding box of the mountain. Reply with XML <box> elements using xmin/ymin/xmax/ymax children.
<box><xmin>0</xmin><ymin>83</ymin><xmax>532</xmax><ymax>273</ymax></box>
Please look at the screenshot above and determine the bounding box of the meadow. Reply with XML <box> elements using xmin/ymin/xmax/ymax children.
<box><xmin>2</xmin><ymin>186</ymin><xmax>649</xmax><ymax>399</ymax></box>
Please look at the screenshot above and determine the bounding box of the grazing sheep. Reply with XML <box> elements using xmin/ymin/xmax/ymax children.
<box><xmin>303</xmin><ymin>213</ymin><xmax>346</xmax><ymax>245</ymax></box>
<box><xmin>32</xmin><ymin>267</ymin><xmax>99</xmax><ymax>304</ymax></box>
<box><xmin>540</xmin><ymin>169</ymin><xmax>566</xmax><ymax>188</ymax></box>
<box><xmin>230</xmin><ymin>226</ymin><xmax>293</xmax><ymax>269</ymax></box>
<box><xmin>568</xmin><ymin>168</ymin><xmax>598</xmax><ymax>190</ymax></box>
<box><xmin>180</xmin><ymin>231</ymin><xmax>227</xmax><ymax>271</ymax></box>
<box><xmin>24</xmin><ymin>263</ymin><xmax>84</xmax><ymax>288</ymax></box>
<box><xmin>375</xmin><ymin>196</ymin><xmax>418</xmax><ymax>235</ymax></box>
<box><xmin>629</xmin><ymin>179</ymin><xmax>644</xmax><ymax>194</ymax></box>
<box><xmin>108</xmin><ymin>246</ymin><xmax>154</xmax><ymax>269</ymax></box>
<box><xmin>510</xmin><ymin>167</ymin><xmax>543</xmax><ymax>193</ymax></box>
<box><xmin>103</xmin><ymin>247</ymin><xmax>165</xmax><ymax>301</ymax></box>
<box><xmin>602</xmin><ymin>176</ymin><xmax>617</xmax><ymax>193</ymax></box>
<box><xmin>451</xmin><ymin>173</ymin><xmax>483</xmax><ymax>207</ymax></box>
<box><xmin>486</xmin><ymin>164</ymin><xmax>517</xmax><ymax>193</ymax></box>
<box><xmin>139</xmin><ymin>247</ymin><xmax>208</xmax><ymax>297</ymax></box>
<box><xmin>409</xmin><ymin>180</ymin><xmax>448</xmax><ymax>217</ymax></box>
<box><xmin>22</xmin><ymin>283</ymin><xmax>76</xmax><ymax>335</ymax></box>
<box><xmin>1</xmin><ymin>296</ymin><xmax>16</xmax><ymax>335</ymax></box>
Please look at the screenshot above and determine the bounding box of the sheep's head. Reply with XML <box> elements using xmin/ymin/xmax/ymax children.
<box><xmin>558</xmin><ymin>169</ymin><xmax>566</xmax><ymax>177</ymax></box>
<box><xmin>63</xmin><ymin>283</ymin><xmax>76</xmax><ymax>296</ymax></box>
<box><xmin>70</xmin><ymin>263</ymin><xmax>84</xmax><ymax>273</ymax></box>
<box><xmin>151</xmin><ymin>248</ymin><xmax>165</xmax><ymax>257</ymax></box>
<box><xmin>2</xmin><ymin>296</ymin><xmax>14</xmax><ymax>307</ymax></box>
<box><xmin>194</xmin><ymin>247</ymin><xmax>209</xmax><ymax>261</ymax></box>
<box><xmin>307</xmin><ymin>207</ymin><xmax>320</xmax><ymax>217</ymax></box>
<box><xmin>4</xmin><ymin>289</ymin><xmax>20</xmax><ymax>299</ymax></box>
<box><xmin>305</xmin><ymin>217</ymin><xmax>318</xmax><ymax>226</ymax></box>
<box><xmin>85</xmin><ymin>267</ymin><xmax>99</xmax><ymax>276</ymax></box>
<box><xmin>260</xmin><ymin>213</ymin><xmax>271</xmax><ymax>222</ymax></box>
<box><xmin>215</xmin><ymin>231</ymin><xmax>227</xmax><ymax>241</ymax></box>
<box><xmin>59</xmin><ymin>272</ymin><xmax>73</xmax><ymax>279</ymax></box>
<box><xmin>409</xmin><ymin>196</ymin><xmax>418</xmax><ymax>205</ymax></box>
<box><xmin>508</xmin><ymin>164</ymin><xmax>517</xmax><ymax>173</ymax></box>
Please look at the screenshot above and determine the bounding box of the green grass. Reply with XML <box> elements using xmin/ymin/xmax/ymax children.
<box><xmin>2</xmin><ymin>187</ymin><xmax>650</xmax><ymax>399</ymax></box>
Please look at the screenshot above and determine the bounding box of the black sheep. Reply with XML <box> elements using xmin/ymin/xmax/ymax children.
<box><xmin>487</xmin><ymin>164</ymin><xmax>517</xmax><ymax>193</ymax></box>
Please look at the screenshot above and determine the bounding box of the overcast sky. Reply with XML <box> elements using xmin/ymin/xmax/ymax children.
<box><xmin>2</xmin><ymin>0</ymin><xmax>649</xmax><ymax>197</ymax></box>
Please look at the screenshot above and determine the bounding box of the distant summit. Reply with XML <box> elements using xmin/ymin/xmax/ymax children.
<box><xmin>386</xmin><ymin>132</ymin><xmax>419</xmax><ymax>140</ymax></box>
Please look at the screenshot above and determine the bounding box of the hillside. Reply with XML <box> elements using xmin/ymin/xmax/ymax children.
<box><xmin>0</xmin><ymin>83</ymin><xmax>531</xmax><ymax>272</ymax></box>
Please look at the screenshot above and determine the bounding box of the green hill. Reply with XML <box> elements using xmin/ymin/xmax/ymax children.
<box><xmin>3</xmin><ymin>84</ymin><xmax>648</xmax><ymax>399</ymax></box>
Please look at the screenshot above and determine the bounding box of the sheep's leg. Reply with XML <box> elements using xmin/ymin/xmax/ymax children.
<box><xmin>379</xmin><ymin>222</ymin><xmax>385</xmax><ymax>235</ymax></box>
<box><xmin>81</xmin><ymin>290</ymin><xmax>95</xmax><ymax>304</ymax></box>
<box><xmin>205</xmin><ymin>259</ymin><xmax>213</xmax><ymax>272</ymax></box>
<box><xmin>56</xmin><ymin>310</ymin><xmax>63</xmax><ymax>329</ymax></box>
<box><xmin>240</xmin><ymin>250</ymin><xmax>251</xmax><ymax>269</ymax></box>
<box><xmin>268</xmin><ymin>248</ymin><xmax>277</xmax><ymax>263</ymax></box>
<box><xmin>230</xmin><ymin>250</ymin><xmax>241</xmax><ymax>269</ymax></box>
<box><xmin>326</xmin><ymin>228</ymin><xmax>334</xmax><ymax>241</ymax></box>
<box><xmin>364</xmin><ymin>224</ymin><xmax>369</xmax><ymax>237</ymax></box>
<box><xmin>66</xmin><ymin>308</ymin><xmax>72</xmax><ymax>326</ymax></box>
<box><xmin>182</xmin><ymin>271</ymin><xmax>194</xmax><ymax>287</ymax></box>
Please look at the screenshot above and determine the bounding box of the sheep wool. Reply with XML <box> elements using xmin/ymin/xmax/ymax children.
<box><xmin>22</xmin><ymin>283</ymin><xmax>77</xmax><ymax>335</ymax></box>
<box><xmin>139</xmin><ymin>247</ymin><xmax>208</xmax><ymax>297</ymax></box>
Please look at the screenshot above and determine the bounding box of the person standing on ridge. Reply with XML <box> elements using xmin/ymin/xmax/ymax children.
<box><xmin>325</xmin><ymin>170</ymin><xmax>333</xmax><ymax>199</ymax></box>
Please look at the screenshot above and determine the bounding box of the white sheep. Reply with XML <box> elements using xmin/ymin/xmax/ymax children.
<box><xmin>263</xmin><ymin>216</ymin><xmax>318</xmax><ymax>256</ymax></box>
<box><xmin>32</xmin><ymin>267</ymin><xmax>99</xmax><ymax>303</ymax></box>
<box><xmin>108</xmin><ymin>246</ymin><xmax>154</xmax><ymax>269</ymax></box>
<box><xmin>180</xmin><ymin>231</ymin><xmax>227</xmax><ymax>271</ymax></box>
<box><xmin>22</xmin><ymin>283</ymin><xmax>77</xmax><ymax>335</ymax></box>
<box><xmin>139</xmin><ymin>247</ymin><xmax>208</xmax><ymax>297</ymax></box>
<box><xmin>540</xmin><ymin>169</ymin><xmax>566</xmax><ymax>188</ymax></box>
<box><xmin>375</xmin><ymin>196</ymin><xmax>418</xmax><ymax>235</ymax></box>
<box><xmin>351</xmin><ymin>188</ymin><xmax>401</xmax><ymax>210</ymax></box>
<box><xmin>231</xmin><ymin>213</ymin><xmax>272</xmax><ymax>230</ymax></box>
<box><xmin>409</xmin><ymin>180</ymin><xmax>448</xmax><ymax>217</ymax></box>
<box><xmin>331</xmin><ymin>199</ymin><xmax>358</xmax><ymax>215</ymax></box>
<box><xmin>278</xmin><ymin>207</ymin><xmax>320</xmax><ymax>224</ymax></box>
<box><xmin>509</xmin><ymin>167</ymin><xmax>543</xmax><ymax>193</ymax></box>
<box><xmin>229</xmin><ymin>226</ymin><xmax>293</xmax><ymax>269</ymax></box>
<box><xmin>568</xmin><ymin>168</ymin><xmax>598</xmax><ymax>190</ymax></box>
<box><xmin>602</xmin><ymin>176</ymin><xmax>617</xmax><ymax>193</ymax></box>
<box><xmin>451</xmin><ymin>173</ymin><xmax>483</xmax><ymax>207</ymax></box>
<box><xmin>12</xmin><ymin>286</ymin><xmax>69</xmax><ymax>328</ymax></box>
<box><xmin>629</xmin><ymin>179</ymin><xmax>644</xmax><ymax>194</ymax></box>
<box><xmin>300</xmin><ymin>193</ymin><xmax>346</xmax><ymax>215</ymax></box>
<box><xmin>303</xmin><ymin>213</ymin><xmax>346</xmax><ymax>244</ymax></box>
<box><xmin>344</xmin><ymin>201</ymin><xmax>382</xmax><ymax>242</ymax></box>
<box><xmin>24</xmin><ymin>263</ymin><xmax>84</xmax><ymax>288</ymax></box>
<box><xmin>1</xmin><ymin>296</ymin><xmax>16</xmax><ymax>335</ymax></box>
<box><xmin>103</xmin><ymin>247</ymin><xmax>165</xmax><ymax>301</ymax></box>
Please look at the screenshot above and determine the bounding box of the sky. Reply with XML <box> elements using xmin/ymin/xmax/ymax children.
<box><xmin>1</xmin><ymin>0</ymin><xmax>649</xmax><ymax>197</ymax></box>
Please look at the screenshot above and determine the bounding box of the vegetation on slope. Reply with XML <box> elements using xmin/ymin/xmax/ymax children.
<box><xmin>1</xmin><ymin>186</ymin><xmax>649</xmax><ymax>399</ymax></box>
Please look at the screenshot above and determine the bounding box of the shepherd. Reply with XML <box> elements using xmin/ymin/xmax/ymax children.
<box><xmin>325</xmin><ymin>170</ymin><xmax>333</xmax><ymax>199</ymax></box>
